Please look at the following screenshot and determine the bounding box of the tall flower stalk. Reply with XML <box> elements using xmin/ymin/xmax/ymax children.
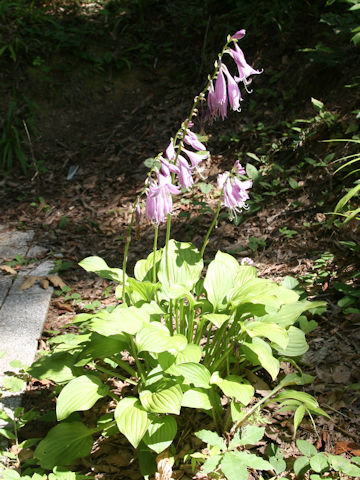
<box><xmin>121</xmin><ymin>29</ymin><xmax>262</xmax><ymax>288</ymax></box>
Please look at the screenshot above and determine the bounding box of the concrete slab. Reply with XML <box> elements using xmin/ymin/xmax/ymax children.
<box><xmin>0</xmin><ymin>230</ymin><xmax>35</xmax><ymax>260</ymax></box>
<box><xmin>10</xmin><ymin>261</ymin><xmax>55</xmax><ymax>295</ymax></box>
<box><xmin>0</xmin><ymin>276</ymin><xmax>12</xmax><ymax>307</ymax></box>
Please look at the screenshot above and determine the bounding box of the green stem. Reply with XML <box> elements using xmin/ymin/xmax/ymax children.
<box><xmin>187</xmin><ymin>305</ymin><xmax>194</xmax><ymax>342</ymax></box>
<box><xmin>194</xmin><ymin>316</ymin><xmax>207</xmax><ymax>344</ymax></box>
<box><xmin>165</xmin><ymin>213</ymin><xmax>171</xmax><ymax>283</ymax></box>
<box><xmin>110</xmin><ymin>355</ymin><xmax>138</xmax><ymax>378</ymax></box>
<box><xmin>95</xmin><ymin>362</ymin><xmax>137</xmax><ymax>386</ymax></box>
<box><xmin>200</xmin><ymin>194</ymin><xmax>223</xmax><ymax>258</ymax></box>
<box><xmin>129</xmin><ymin>336</ymin><xmax>146</xmax><ymax>384</ymax></box>
<box><xmin>153</xmin><ymin>224</ymin><xmax>159</xmax><ymax>283</ymax></box>
<box><xmin>233</xmin><ymin>382</ymin><xmax>287</xmax><ymax>431</ymax></box>
<box><xmin>122</xmin><ymin>198</ymin><xmax>139</xmax><ymax>303</ymax></box>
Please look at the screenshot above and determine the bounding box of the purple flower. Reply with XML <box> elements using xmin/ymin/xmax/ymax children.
<box><xmin>214</xmin><ymin>65</ymin><xmax>228</xmax><ymax>119</ymax></box>
<box><xmin>182</xmin><ymin>148</ymin><xmax>209</xmax><ymax>169</ymax></box>
<box><xmin>177</xmin><ymin>155</ymin><xmax>193</xmax><ymax>189</ymax></box>
<box><xmin>184</xmin><ymin>130</ymin><xmax>206</xmax><ymax>151</ymax></box>
<box><xmin>166</xmin><ymin>140</ymin><xmax>176</xmax><ymax>161</ymax></box>
<box><xmin>241</xmin><ymin>257</ymin><xmax>254</xmax><ymax>266</ymax></box>
<box><xmin>232</xmin><ymin>29</ymin><xmax>246</xmax><ymax>40</ymax></box>
<box><xmin>222</xmin><ymin>64</ymin><xmax>242</xmax><ymax>112</ymax></box>
<box><xmin>234</xmin><ymin>160</ymin><xmax>246</xmax><ymax>175</ymax></box>
<box><xmin>160</xmin><ymin>156</ymin><xmax>179</xmax><ymax>177</ymax></box>
<box><xmin>229</xmin><ymin>43</ymin><xmax>262</xmax><ymax>83</ymax></box>
<box><xmin>145</xmin><ymin>172</ymin><xmax>180</xmax><ymax>224</ymax></box>
<box><xmin>217</xmin><ymin>169</ymin><xmax>252</xmax><ymax>219</ymax></box>
<box><xmin>208</xmin><ymin>80</ymin><xmax>217</xmax><ymax>117</ymax></box>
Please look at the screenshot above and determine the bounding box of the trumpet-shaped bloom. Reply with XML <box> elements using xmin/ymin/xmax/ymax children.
<box><xmin>234</xmin><ymin>160</ymin><xmax>246</xmax><ymax>175</ymax></box>
<box><xmin>184</xmin><ymin>130</ymin><xmax>206</xmax><ymax>151</ymax></box>
<box><xmin>145</xmin><ymin>173</ymin><xmax>180</xmax><ymax>224</ymax></box>
<box><xmin>177</xmin><ymin>155</ymin><xmax>193</xmax><ymax>189</ymax></box>
<box><xmin>222</xmin><ymin>64</ymin><xmax>242</xmax><ymax>111</ymax></box>
<box><xmin>229</xmin><ymin>43</ymin><xmax>262</xmax><ymax>83</ymax></box>
<box><xmin>218</xmin><ymin>169</ymin><xmax>252</xmax><ymax>219</ymax></box>
<box><xmin>182</xmin><ymin>148</ymin><xmax>209</xmax><ymax>169</ymax></box>
<box><xmin>166</xmin><ymin>140</ymin><xmax>176</xmax><ymax>161</ymax></box>
<box><xmin>214</xmin><ymin>65</ymin><xmax>228</xmax><ymax>119</ymax></box>
<box><xmin>241</xmin><ymin>257</ymin><xmax>254</xmax><ymax>266</ymax></box>
<box><xmin>160</xmin><ymin>157</ymin><xmax>179</xmax><ymax>177</ymax></box>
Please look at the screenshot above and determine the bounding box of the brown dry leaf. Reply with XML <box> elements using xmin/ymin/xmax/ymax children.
<box><xmin>245</xmin><ymin>369</ymin><xmax>270</xmax><ymax>391</ymax></box>
<box><xmin>53</xmin><ymin>301</ymin><xmax>74</xmax><ymax>312</ymax></box>
<box><xmin>39</xmin><ymin>278</ymin><xmax>49</xmax><ymax>289</ymax></box>
<box><xmin>48</xmin><ymin>275</ymin><xmax>67</xmax><ymax>289</ymax></box>
<box><xmin>335</xmin><ymin>441</ymin><xmax>360</xmax><ymax>456</ymax></box>
<box><xmin>19</xmin><ymin>276</ymin><xmax>41</xmax><ymax>290</ymax></box>
<box><xmin>332</xmin><ymin>365</ymin><xmax>352</xmax><ymax>384</ymax></box>
<box><xmin>0</xmin><ymin>264</ymin><xmax>17</xmax><ymax>275</ymax></box>
<box><xmin>155</xmin><ymin>451</ymin><xmax>175</xmax><ymax>480</ymax></box>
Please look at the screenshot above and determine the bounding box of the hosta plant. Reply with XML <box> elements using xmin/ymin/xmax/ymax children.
<box><xmin>25</xmin><ymin>29</ymin><xmax>326</xmax><ymax>477</ymax></box>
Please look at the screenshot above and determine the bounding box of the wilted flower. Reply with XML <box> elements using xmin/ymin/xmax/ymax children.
<box><xmin>145</xmin><ymin>172</ymin><xmax>180</xmax><ymax>224</ymax></box>
<box><xmin>241</xmin><ymin>257</ymin><xmax>254</xmax><ymax>266</ymax></box>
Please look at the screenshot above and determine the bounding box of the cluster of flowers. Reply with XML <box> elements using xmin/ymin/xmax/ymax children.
<box><xmin>144</xmin><ymin>29</ymin><xmax>261</xmax><ymax>225</ymax></box>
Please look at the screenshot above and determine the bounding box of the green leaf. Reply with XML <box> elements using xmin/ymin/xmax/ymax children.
<box><xmin>127</xmin><ymin>278</ymin><xmax>159</xmax><ymax>302</ymax></box>
<box><xmin>299</xmin><ymin>317</ymin><xmax>318</xmax><ymax>334</ymax></box>
<box><xmin>2</xmin><ymin>376</ymin><xmax>25</xmax><ymax>393</ymax></box>
<box><xmin>28</xmin><ymin>352</ymin><xmax>83</xmax><ymax>383</ymax></box>
<box><xmin>56</xmin><ymin>375</ymin><xmax>109</xmax><ymax>421</ymax></box>
<box><xmin>175</xmin><ymin>343</ymin><xmax>202</xmax><ymax>364</ymax></box>
<box><xmin>293</xmin><ymin>455</ymin><xmax>310</xmax><ymax>477</ymax></box>
<box><xmin>334</xmin><ymin>183</ymin><xmax>360</xmax><ymax>213</ymax></box>
<box><xmin>296</xmin><ymin>439</ymin><xmax>317</xmax><ymax>457</ymax></box>
<box><xmin>195</xmin><ymin>430</ymin><xmax>226</xmax><ymax>450</ymax></box>
<box><xmin>79</xmin><ymin>256</ymin><xmax>125</xmax><ymax>283</ymax></box>
<box><xmin>114</xmin><ymin>397</ymin><xmax>150</xmax><ymax>448</ymax></box>
<box><xmin>140</xmin><ymin>383</ymin><xmax>183</xmax><ymax>415</ymax></box>
<box><xmin>221</xmin><ymin>452</ymin><xmax>248</xmax><ymax>480</ymax></box>
<box><xmin>75</xmin><ymin>333</ymin><xmax>128</xmax><ymax>366</ymax></box>
<box><xmin>204</xmin><ymin>251</ymin><xmax>240</xmax><ymax>311</ymax></box>
<box><xmin>232</xmin><ymin>451</ymin><xmax>272</xmax><ymax>470</ymax></box>
<box><xmin>198</xmin><ymin>182</ymin><xmax>213</xmax><ymax>194</ymax></box>
<box><xmin>230</xmin><ymin>401</ymin><xmax>245</xmax><ymax>422</ymax></box>
<box><xmin>241</xmin><ymin>337</ymin><xmax>280</xmax><ymax>380</ymax></box>
<box><xmin>167</xmin><ymin>362</ymin><xmax>211</xmax><ymax>389</ymax></box>
<box><xmin>158</xmin><ymin>240</ymin><xmax>203</xmax><ymax>292</ymax></box>
<box><xmin>329</xmin><ymin>455</ymin><xmax>360</xmax><ymax>476</ymax></box>
<box><xmin>275</xmin><ymin>326</ymin><xmax>309</xmax><ymax>357</ymax></box>
<box><xmin>230</xmin><ymin>278</ymin><xmax>297</xmax><ymax>309</ymax></box>
<box><xmin>310</xmin><ymin>453</ymin><xmax>329</xmax><ymax>473</ymax></box>
<box><xmin>210</xmin><ymin>372</ymin><xmax>254</xmax><ymax>405</ymax></box>
<box><xmin>202</xmin><ymin>454</ymin><xmax>222</xmax><ymax>474</ymax></box>
<box><xmin>246</xmin><ymin>163</ymin><xmax>260</xmax><ymax>181</ymax></box>
<box><xmin>259</xmin><ymin>301</ymin><xmax>325</xmax><ymax>328</ymax></box>
<box><xmin>181</xmin><ymin>388</ymin><xmax>213</xmax><ymax>410</ymax></box>
<box><xmin>1</xmin><ymin>471</ymin><xmax>21</xmax><ymax>480</ymax></box>
<box><xmin>244</xmin><ymin>321</ymin><xmax>288</xmax><ymax>349</ymax></box>
<box><xmin>89</xmin><ymin>303</ymin><xmax>159</xmax><ymax>336</ymax></box>
<box><xmin>288</xmin><ymin>177</ymin><xmax>298</xmax><ymax>189</ymax></box>
<box><xmin>311</xmin><ymin>97</ymin><xmax>324</xmax><ymax>111</ymax></box>
<box><xmin>203</xmin><ymin>313</ymin><xmax>230</xmax><ymax>328</ymax></box>
<box><xmin>34</xmin><ymin>422</ymin><xmax>94</xmax><ymax>469</ymax></box>
<box><xmin>143</xmin><ymin>416</ymin><xmax>177</xmax><ymax>453</ymax></box>
<box><xmin>0</xmin><ymin>428</ymin><xmax>16</xmax><ymax>440</ymax></box>
<box><xmin>239</xmin><ymin>425</ymin><xmax>265</xmax><ymax>445</ymax></box>
<box><xmin>234</xmin><ymin>265</ymin><xmax>257</xmax><ymax>287</ymax></box>
<box><xmin>294</xmin><ymin>404</ymin><xmax>306</xmax><ymax>436</ymax></box>
<box><xmin>136</xmin><ymin>323</ymin><xmax>187</xmax><ymax>354</ymax></box>
<box><xmin>134</xmin><ymin>249</ymin><xmax>162</xmax><ymax>282</ymax></box>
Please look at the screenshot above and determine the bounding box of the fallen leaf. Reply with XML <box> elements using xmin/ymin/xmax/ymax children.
<box><xmin>39</xmin><ymin>278</ymin><xmax>49</xmax><ymax>289</ymax></box>
<box><xmin>0</xmin><ymin>265</ymin><xmax>17</xmax><ymax>275</ymax></box>
<box><xmin>19</xmin><ymin>276</ymin><xmax>41</xmax><ymax>290</ymax></box>
<box><xmin>335</xmin><ymin>441</ymin><xmax>360</xmax><ymax>456</ymax></box>
<box><xmin>53</xmin><ymin>301</ymin><xmax>74</xmax><ymax>312</ymax></box>
<box><xmin>47</xmin><ymin>275</ymin><xmax>66</xmax><ymax>289</ymax></box>
<box><xmin>332</xmin><ymin>365</ymin><xmax>352</xmax><ymax>384</ymax></box>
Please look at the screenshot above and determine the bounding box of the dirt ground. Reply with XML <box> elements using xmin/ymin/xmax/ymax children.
<box><xmin>1</xmin><ymin>51</ymin><xmax>360</xmax><ymax>478</ymax></box>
